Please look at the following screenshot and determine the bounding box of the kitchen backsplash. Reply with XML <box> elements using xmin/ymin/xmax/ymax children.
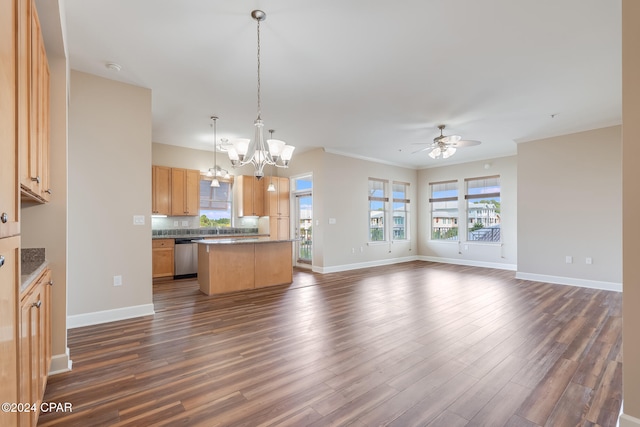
<box><xmin>152</xmin><ymin>227</ymin><xmax>258</xmax><ymax>236</ymax></box>
<box><xmin>152</xmin><ymin>215</ymin><xmax>259</xmax><ymax>230</ymax></box>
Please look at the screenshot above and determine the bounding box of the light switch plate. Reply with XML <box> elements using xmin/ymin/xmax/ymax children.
<box><xmin>133</xmin><ymin>215</ymin><xmax>145</xmax><ymax>225</ymax></box>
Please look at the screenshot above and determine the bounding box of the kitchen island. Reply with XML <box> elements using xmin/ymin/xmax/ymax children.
<box><xmin>196</xmin><ymin>238</ymin><xmax>294</xmax><ymax>295</ymax></box>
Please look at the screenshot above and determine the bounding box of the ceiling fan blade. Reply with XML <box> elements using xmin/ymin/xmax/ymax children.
<box><xmin>411</xmin><ymin>146</ymin><xmax>431</xmax><ymax>154</ymax></box>
<box><xmin>451</xmin><ymin>139</ymin><xmax>481</xmax><ymax>147</ymax></box>
<box><xmin>439</xmin><ymin>134</ymin><xmax>461</xmax><ymax>144</ymax></box>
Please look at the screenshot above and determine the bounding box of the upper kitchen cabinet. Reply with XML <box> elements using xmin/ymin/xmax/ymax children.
<box><xmin>265</xmin><ymin>177</ymin><xmax>290</xmax><ymax>217</ymax></box>
<box><xmin>19</xmin><ymin>0</ymin><xmax>51</xmax><ymax>203</ymax></box>
<box><xmin>234</xmin><ymin>175</ymin><xmax>265</xmax><ymax>217</ymax></box>
<box><xmin>152</xmin><ymin>166</ymin><xmax>171</xmax><ymax>215</ymax></box>
<box><xmin>170</xmin><ymin>168</ymin><xmax>200</xmax><ymax>216</ymax></box>
<box><xmin>0</xmin><ymin>0</ymin><xmax>21</xmax><ymax>238</ymax></box>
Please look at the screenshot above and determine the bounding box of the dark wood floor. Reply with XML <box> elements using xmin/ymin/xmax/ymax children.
<box><xmin>39</xmin><ymin>261</ymin><xmax>622</xmax><ymax>426</ymax></box>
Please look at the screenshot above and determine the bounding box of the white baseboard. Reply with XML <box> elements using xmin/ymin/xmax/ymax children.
<box><xmin>67</xmin><ymin>303</ymin><xmax>155</xmax><ymax>329</ymax></box>
<box><xmin>49</xmin><ymin>348</ymin><xmax>72</xmax><ymax>375</ymax></box>
<box><xmin>515</xmin><ymin>272</ymin><xmax>622</xmax><ymax>292</ymax></box>
<box><xmin>418</xmin><ymin>255</ymin><xmax>517</xmax><ymax>271</ymax></box>
<box><xmin>620</xmin><ymin>413</ymin><xmax>640</xmax><ymax>427</ymax></box>
<box><xmin>313</xmin><ymin>256</ymin><xmax>418</xmax><ymax>274</ymax></box>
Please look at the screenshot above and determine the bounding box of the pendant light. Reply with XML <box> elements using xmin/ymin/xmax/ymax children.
<box><xmin>266</xmin><ymin>129</ymin><xmax>276</xmax><ymax>192</ymax></box>
<box><xmin>210</xmin><ymin>116</ymin><xmax>220</xmax><ymax>188</ymax></box>
<box><xmin>227</xmin><ymin>10</ymin><xmax>295</xmax><ymax>179</ymax></box>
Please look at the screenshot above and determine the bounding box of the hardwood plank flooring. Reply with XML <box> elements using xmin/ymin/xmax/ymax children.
<box><xmin>39</xmin><ymin>261</ymin><xmax>622</xmax><ymax>426</ymax></box>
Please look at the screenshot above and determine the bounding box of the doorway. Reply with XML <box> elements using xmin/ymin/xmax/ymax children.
<box><xmin>292</xmin><ymin>175</ymin><xmax>312</xmax><ymax>266</ymax></box>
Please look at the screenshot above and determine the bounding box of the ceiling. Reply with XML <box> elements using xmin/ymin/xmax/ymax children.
<box><xmin>61</xmin><ymin>0</ymin><xmax>622</xmax><ymax>169</ymax></box>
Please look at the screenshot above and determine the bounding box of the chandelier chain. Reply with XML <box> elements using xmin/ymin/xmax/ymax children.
<box><xmin>256</xmin><ymin>18</ymin><xmax>261</xmax><ymax>120</ymax></box>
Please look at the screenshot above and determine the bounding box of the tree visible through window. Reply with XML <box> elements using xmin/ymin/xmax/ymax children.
<box><xmin>430</xmin><ymin>180</ymin><xmax>459</xmax><ymax>240</ymax></box>
<box><xmin>199</xmin><ymin>178</ymin><xmax>232</xmax><ymax>227</ymax></box>
<box><xmin>465</xmin><ymin>176</ymin><xmax>501</xmax><ymax>242</ymax></box>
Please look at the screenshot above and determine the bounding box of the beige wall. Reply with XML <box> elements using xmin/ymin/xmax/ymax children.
<box><xmin>153</xmin><ymin>142</ymin><xmax>234</xmax><ymax>173</ymax></box>
<box><xmin>517</xmin><ymin>126</ymin><xmax>622</xmax><ymax>289</ymax></box>
<box><xmin>67</xmin><ymin>71</ymin><xmax>153</xmax><ymax>320</ymax></box>
<box><xmin>417</xmin><ymin>156</ymin><xmax>518</xmax><ymax>268</ymax></box>
<box><xmin>622</xmin><ymin>0</ymin><xmax>640</xmax><ymax>424</ymax></box>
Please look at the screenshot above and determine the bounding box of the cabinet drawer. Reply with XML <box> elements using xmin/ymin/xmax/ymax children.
<box><xmin>153</xmin><ymin>238</ymin><xmax>175</xmax><ymax>248</ymax></box>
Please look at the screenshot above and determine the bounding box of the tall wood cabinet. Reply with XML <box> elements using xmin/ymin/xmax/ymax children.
<box><xmin>2</xmin><ymin>0</ymin><xmax>52</xmax><ymax>425</ymax></box>
<box><xmin>266</xmin><ymin>177</ymin><xmax>290</xmax><ymax>239</ymax></box>
<box><xmin>170</xmin><ymin>168</ymin><xmax>200</xmax><ymax>216</ymax></box>
<box><xmin>19</xmin><ymin>0</ymin><xmax>50</xmax><ymax>203</ymax></box>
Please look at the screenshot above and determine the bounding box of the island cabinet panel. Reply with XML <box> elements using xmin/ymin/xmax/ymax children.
<box><xmin>198</xmin><ymin>244</ymin><xmax>255</xmax><ymax>295</ymax></box>
<box><xmin>254</xmin><ymin>241</ymin><xmax>292</xmax><ymax>288</ymax></box>
<box><xmin>197</xmin><ymin>239</ymin><xmax>294</xmax><ymax>295</ymax></box>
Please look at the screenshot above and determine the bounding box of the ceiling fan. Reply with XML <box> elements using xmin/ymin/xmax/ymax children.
<box><xmin>414</xmin><ymin>124</ymin><xmax>481</xmax><ymax>159</ymax></box>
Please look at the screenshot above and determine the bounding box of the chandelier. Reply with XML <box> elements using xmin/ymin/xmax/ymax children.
<box><xmin>225</xmin><ymin>10</ymin><xmax>295</xmax><ymax>179</ymax></box>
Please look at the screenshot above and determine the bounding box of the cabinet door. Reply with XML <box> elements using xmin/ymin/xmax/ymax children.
<box><xmin>0</xmin><ymin>0</ymin><xmax>20</xmax><ymax>238</ymax></box>
<box><xmin>171</xmin><ymin>168</ymin><xmax>200</xmax><ymax>216</ymax></box>
<box><xmin>235</xmin><ymin>175</ymin><xmax>264</xmax><ymax>217</ymax></box>
<box><xmin>277</xmin><ymin>177</ymin><xmax>290</xmax><ymax>217</ymax></box>
<box><xmin>0</xmin><ymin>236</ymin><xmax>19</xmax><ymax>427</ymax></box>
<box><xmin>185</xmin><ymin>169</ymin><xmax>200</xmax><ymax>216</ymax></box>
<box><xmin>152</xmin><ymin>239</ymin><xmax>174</xmax><ymax>278</ymax></box>
<box><xmin>152</xmin><ymin>166</ymin><xmax>171</xmax><ymax>215</ymax></box>
<box><xmin>37</xmin><ymin>33</ymin><xmax>50</xmax><ymax>202</ymax></box>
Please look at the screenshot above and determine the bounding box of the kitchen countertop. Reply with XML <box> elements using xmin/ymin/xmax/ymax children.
<box><xmin>153</xmin><ymin>233</ymin><xmax>267</xmax><ymax>240</ymax></box>
<box><xmin>21</xmin><ymin>260</ymin><xmax>49</xmax><ymax>293</ymax></box>
<box><xmin>197</xmin><ymin>237</ymin><xmax>297</xmax><ymax>245</ymax></box>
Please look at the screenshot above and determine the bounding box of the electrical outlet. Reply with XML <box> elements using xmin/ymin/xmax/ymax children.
<box><xmin>174</xmin><ymin>221</ymin><xmax>179</xmax><ymax>227</ymax></box>
<box><xmin>565</xmin><ymin>256</ymin><xmax>573</xmax><ymax>264</ymax></box>
<box><xmin>586</xmin><ymin>257</ymin><xmax>593</xmax><ymax>265</ymax></box>
<box><xmin>113</xmin><ymin>275</ymin><xmax>122</xmax><ymax>286</ymax></box>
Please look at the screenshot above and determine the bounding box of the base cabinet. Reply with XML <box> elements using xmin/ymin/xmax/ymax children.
<box><xmin>152</xmin><ymin>239</ymin><xmax>174</xmax><ymax>278</ymax></box>
<box><xmin>18</xmin><ymin>268</ymin><xmax>52</xmax><ymax>427</ymax></box>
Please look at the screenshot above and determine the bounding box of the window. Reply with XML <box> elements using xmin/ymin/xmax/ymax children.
<box><xmin>465</xmin><ymin>175</ymin><xmax>500</xmax><ymax>242</ymax></box>
<box><xmin>430</xmin><ymin>180</ymin><xmax>459</xmax><ymax>240</ymax></box>
<box><xmin>199</xmin><ymin>178</ymin><xmax>232</xmax><ymax>227</ymax></box>
<box><xmin>392</xmin><ymin>181</ymin><xmax>410</xmax><ymax>240</ymax></box>
<box><xmin>368</xmin><ymin>178</ymin><xmax>388</xmax><ymax>242</ymax></box>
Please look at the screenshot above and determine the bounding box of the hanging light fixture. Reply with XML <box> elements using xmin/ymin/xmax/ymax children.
<box><xmin>210</xmin><ymin>116</ymin><xmax>221</xmax><ymax>187</ymax></box>
<box><xmin>227</xmin><ymin>10</ymin><xmax>295</xmax><ymax>179</ymax></box>
<box><xmin>266</xmin><ymin>129</ymin><xmax>277</xmax><ymax>192</ymax></box>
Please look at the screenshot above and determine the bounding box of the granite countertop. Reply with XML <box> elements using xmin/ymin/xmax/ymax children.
<box><xmin>21</xmin><ymin>248</ymin><xmax>48</xmax><ymax>292</ymax></box>
<box><xmin>197</xmin><ymin>237</ymin><xmax>297</xmax><ymax>245</ymax></box>
<box><xmin>153</xmin><ymin>233</ymin><xmax>267</xmax><ymax>240</ymax></box>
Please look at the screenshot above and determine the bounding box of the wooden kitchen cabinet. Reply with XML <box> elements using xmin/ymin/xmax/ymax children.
<box><xmin>19</xmin><ymin>267</ymin><xmax>52</xmax><ymax>427</ymax></box>
<box><xmin>152</xmin><ymin>165</ymin><xmax>171</xmax><ymax>215</ymax></box>
<box><xmin>0</xmin><ymin>0</ymin><xmax>21</xmax><ymax>238</ymax></box>
<box><xmin>234</xmin><ymin>175</ymin><xmax>265</xmax><ymax>217</ymax></box>
<box><xmin>0</xmin><ymin>236</ymin><xmax>20</xmax><ymax>427</ymax></box>
<box><xmin>171</xmin><ymin>168</ymin><xmax>200</xmax><ymax>216</ymax></box>
<box><xmin>152</xmin><ymin>238</ymin><xmax>174</xmax><ymax>278</ymax></box>
<box><xmin>265</xmin><ymin>177</ymin><xmax>290</xmax><ymax>239</ymax></box>
<box><xmin>20</xmin><ymin>0</ymin><xmax>51</xmax><ymax>203</ymax></box>
<box><xmin>265</xmin><ymin>176</ymin><xmax>290</xmax><ymax>217</ymax></box>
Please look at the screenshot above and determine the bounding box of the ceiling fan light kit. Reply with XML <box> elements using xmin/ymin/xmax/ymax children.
<box><xmin>419</xmin><ymin>124</ymin><xmax>481</xmax><ymax>160</ymax></box>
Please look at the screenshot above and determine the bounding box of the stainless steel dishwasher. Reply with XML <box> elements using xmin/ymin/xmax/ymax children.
<box><xmin>174</xmin><ymin>237</ymin><xmax>203</xmax><ymax>279</ymax></box>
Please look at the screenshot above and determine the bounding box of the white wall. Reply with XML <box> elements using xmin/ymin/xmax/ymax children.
<box><xmin>417</xmin><ymin>156</ymin><xmax>518</xmax><ymax>269</ymax></box>
<box><xmin>67</xmin><ymin>71</ymin><xmax>153</xmax><ymax>325</ymax></box>
<box><xmin>516</xmin><ymin>126</ymin><xmax>621</xmax><ymax>290</ymax></box>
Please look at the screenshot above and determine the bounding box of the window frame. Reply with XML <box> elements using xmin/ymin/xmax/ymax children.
<box><xmin>429</xmin><ymin>179</ymin><xmax>459</xmax><ymax>241</ymax></box>
<box><xmin>464</xmin><ymin>175</ymin><xmax>501</xmax><ymax>243</ymax></box>
<box><xmin>368</xmin><ymin>178</ymin><xmax>388</xmax><ymax>242</ymax></box>
<box><xmin>391</xmin><ymin>181</ymin><xmax>410</xmax><ymax>241</ymax></box>
<box><xmin>199</xmin><ymin>175</ymin><xmax>234</xmax><ymax>228</ymax></box>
